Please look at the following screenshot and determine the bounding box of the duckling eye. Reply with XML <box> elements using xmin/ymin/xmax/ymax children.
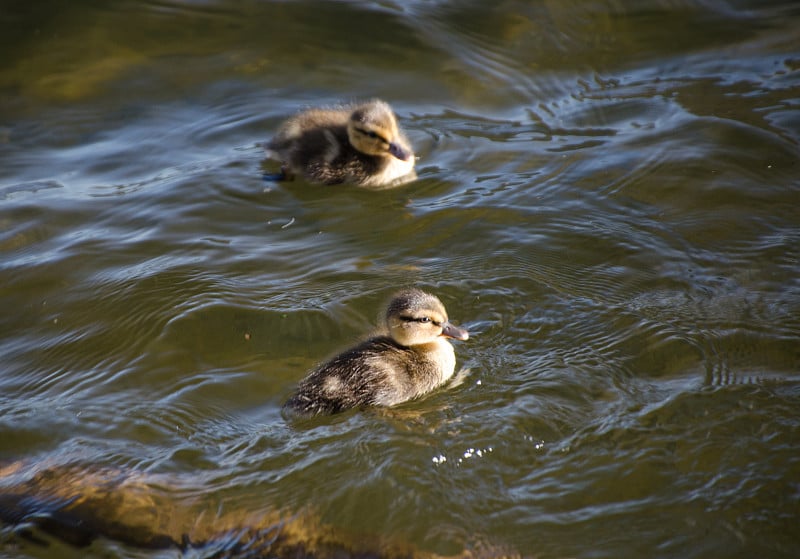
<box><xmin>355</xmin><ymin>127</ymin><xmax>385</xmax><ymax>142</ymax></box>
<box><xmin>400</xmin><ymin>315</ymin><xmax>437</xmax><ymax>325</ymax></box>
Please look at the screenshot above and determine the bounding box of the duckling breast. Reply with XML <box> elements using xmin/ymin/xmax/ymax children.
<box><xmin>357</xmin><ymin>154</ymin><xmax>416</xmax><ymax>188</ymax></box>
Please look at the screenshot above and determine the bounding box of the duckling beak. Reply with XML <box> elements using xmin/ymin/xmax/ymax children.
<box><xmin>441</xmin><ymin>322</ymin><xmax>469</xmax><ymax>341</ymax></box>
<box><xmin>388</xmin><ymin>142</ymin><xmax>412</xmax><ymax>162</ymax></box>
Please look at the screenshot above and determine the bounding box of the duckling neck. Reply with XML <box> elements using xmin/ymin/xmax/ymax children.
<box><xmin>410</xmin><ymin>338</ymin><xmax>457</xmax><ymax>382</ymax></box>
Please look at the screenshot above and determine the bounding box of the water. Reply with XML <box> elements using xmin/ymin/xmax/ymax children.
<box><xmin>1</xmin><ymin>1</ymin><xmax>799</xmax><ymax>557</ymax></box>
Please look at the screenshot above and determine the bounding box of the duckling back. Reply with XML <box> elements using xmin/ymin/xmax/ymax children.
<box><xmin>283</xmin><ymin>335</ymin><xmax>454</xmax><ymax>416</ymax></box>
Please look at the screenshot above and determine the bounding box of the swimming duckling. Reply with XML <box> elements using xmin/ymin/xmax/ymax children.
<box><xmin>265</xmin><ymin>100</ymin><xmax>416</xmax><ymax>187</ymax></box>
<box><xmin>283</xmin><ymin>289</ymin><xmax>469</xmax><ymax>416</ymax></box>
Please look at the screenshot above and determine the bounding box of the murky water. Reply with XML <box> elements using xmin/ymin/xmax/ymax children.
<box><xmin>1</xmin><ymin>1</ymin><xmax>799</xmax><ymax>557</ymax></box>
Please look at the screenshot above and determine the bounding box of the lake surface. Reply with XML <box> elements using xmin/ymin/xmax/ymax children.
<box><xmin>1</xmin><ymin>1</ymin><xmax>799</xmax><ymax>558</ymax></box>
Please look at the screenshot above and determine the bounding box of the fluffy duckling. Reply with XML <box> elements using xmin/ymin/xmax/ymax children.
<box><xmin>284</xmin><ymin>289</ymin><xmax>469</xmax><ymax>416</ymax></box>
<box><xmin>265</xmin><ymin>100</ymin><xmax>416</xmax><ymax>187</ymax></box>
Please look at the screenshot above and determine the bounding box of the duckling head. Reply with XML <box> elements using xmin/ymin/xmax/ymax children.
<box><xmin>347</xmin><ymin>100</ymin><xmax>413</xmax><ymax>162</ymax></box>
<box><xmin>385</xmin><ymin>288</ymin><xmax>469</xmax><ymax>347</ymax></box>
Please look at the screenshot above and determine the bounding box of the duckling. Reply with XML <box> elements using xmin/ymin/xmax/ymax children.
<box><xmin>283</xmin><ymin>288</ymin><xmax>469</xmax><ymax>416</ymax></box>
<box><xmin>265</xmin><ymin>100</ymin><xmax>416</xmax><ymax>187</ymax></box>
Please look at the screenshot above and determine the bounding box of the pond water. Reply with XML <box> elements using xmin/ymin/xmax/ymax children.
<box><xmin>1</xmin><ymin>1</ymin><xmax>799</xmax><ymax>558</ymax></box>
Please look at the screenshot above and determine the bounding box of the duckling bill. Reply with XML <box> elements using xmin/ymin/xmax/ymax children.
<box><xmin>284</xmin><ymin>289</ymin><xmax>469</xmax><ymax>416</ymax></box>
<box><xmin>265</xmin><ymin>100</ymin><xmax>416</xmax><ymax>187</ymax></box>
